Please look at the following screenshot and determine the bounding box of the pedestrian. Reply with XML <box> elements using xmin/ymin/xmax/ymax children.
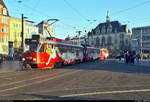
<box><xmin>124</xmin><ymin>52</ymin><xmax>129</xmax><ymax>63</ymax></box>
<box><xmin>136</xmin><ymin>53</ymin><xmax>140</xmax><ymax>64</ymax></box>
<box><xmin>131</xmin><ymin>53</ymin><xmax>135</xmax><ymax>64</ymax></box>
<box><xmin>9</xmin><ymin>47</ymin><xmax>14</xmax><ymax>60</ymax></box>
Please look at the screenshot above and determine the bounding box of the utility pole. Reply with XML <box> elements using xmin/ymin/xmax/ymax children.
<box><xmin>140</xmin><ymin>28</ymin><xmax>143</xmax><ymax>60</ymax></box>
<box><xmin>21</xmin><ymin>14</ymin><xmax>24</xmax><ymax>52</ymax></box>
<box><xmin>21</xmin><ymin>14</ymin><xmax>27</xmax><ymax>53</ymax></box>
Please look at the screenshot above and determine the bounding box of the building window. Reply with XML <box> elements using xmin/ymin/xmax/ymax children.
<box><xmin>20</xmin><ymin>33</ymin><xmax>22</xmax><ymax>37</ymax></box>
<box><xmin>96</xmin><ymin>37</ymin><xmax>100</xmax><ymax>46</ymax></box>
<box><xmin>102</xmin><ymin>26</ymin><xmax>106</xmax><ymax>33</ymax></box>
<box><xmin>107</xmin><ymin>36</ymin><xmax>112</xmax><ymax>45</ymax></box>
<box><xmin>115</xmin><ymin>39</ymin><xmax>118</xmax><ymax>44</ymax></box>
<box><xmin>120</xmin><ymin>34</ymin><xmax>124</xmax><ymax>38</ymax></box>
<box><xmin>16</xmin><ymin>24</ymin><xmax>18</xmax><ymax>28</ymax></box>
<box><xmin>1</xmin><ymin>28</ymin><xmax>4</xmax><ymax>32</ymax></box>
<box><xmin>17</xmin><ymin>33</ymin><xmax>19</xmax><ymax>37</ymax></box>
<box><xmin>101</xmin><ymin>36</ymin><xmax>105</xmax><ymax>46</ymax></box>
<box><xmin>107</xmin><ymin>25</ymin><xmax>112</xmax><ymax>33</ymax></box>
<box><xmin>2</xmin><ymin>35</ymin><xmax>7</xmax><ymax>42</ymax></box>
<box><xmin>126</xmin><ymin>39</ymin><xmax>128</xmax><ymax>45</ymax></box>
<box><xmin>91</xmin><ymin>40</ymin><xmax>94</xmax><ymax>45</ymax></box>
<box><xmin>3</xmin><ymin>8</ymin><xmax>7</xmax><ymax>15</ymax></box>
<box><xmin>6</xmin><ymin>35</ymin><xmax>8</xmax><ymax>42</ymax></box>
<box><xmin>2</xmin><ymin>18</ymin><xmax>8</xmax><ymax>24</ymax></box>
<box><xmin>1</xmin><ymin>27</ymin><xmax>8</xmax><ymax>33</ymax></box>
<box><xmin>0</xmin><ymin>35</ymin><xmax>2</xmax><ymax>42</ymax></box>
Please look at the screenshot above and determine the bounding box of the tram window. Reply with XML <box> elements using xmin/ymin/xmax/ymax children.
<box><xmin>91</xmin><ymin>49</ymin><xmax>93</xmax><ymax>53</ymax></box>
<box><xmin>76</xmin><ymin>48</ymin><xmax>78</xmax><ymax>51</ymax></box>
<box><xmin>60</xmin><ymin>47</ymin><xmax>64</xmax><ymax>53</ymax></box>
<box><xmin>79</xmin><ymin>48</ymin><xmax>81</xmax><ymax>52</ymax></box>
<box><xmin>29</xmin><ymin>43</ymin><xmax>38</xmax><ymax>52</ymax></box>
<box><xmin>58</xmin><ymin>46</ymin><xmax>61</xmax><ymax>51</ymax></box>
<box><xmin>67</xmin><ymin>47</ymin><xmax>70</xmax><ymax>51</ymax></box>
<box><xmin>51</xmin><ymin>45</ymin><xmax>53</xmax><ymax>48</ymax></box>
<box><xmin>59</xmin><ymin>46</ymin><xmax>63</xmax><ymax>53</ymax></box>
<box><xmin>39</xmin><ymin>44</ymin><xmax>45</xmax><ymax>52</ymax></box>
<box><xmin>47</xmin><ymin>44</ymin><xmax>51</xmax><ymax>48</ymax></box>
<box><xmin>55</xmin><ymin>45</ymin><xmax>58</xmax><ymax>48</ymax></box>
<box><xmin>60</xmin><ymin>47</ymin><xmax>63</xmax><ymax>52</ymax></box>
<box><xmin>72</xmin><ymin>48</ymin><xmax>75</xmax><ymax>53</ymax></box>
<box><xmin>64</xmin><ymin>47</ymin><xmax>66</xmax><ymax>52</ymax></box>
<box><xmin>70</xmin><ymin>47</ymin><xmax>72</xmax><ymax>52</ymax></box>
<box><xmin>79</xmin><ymin>48</ymin><xmax>82</xmax><ymax>52</ymax></box>
<box><xmin>80</xmin><ymin>48</ymin><xmax>83</xmax><ymax>52</ymax></box>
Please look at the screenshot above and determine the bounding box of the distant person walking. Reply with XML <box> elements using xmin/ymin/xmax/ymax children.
<box><xmin>129</xmin><ymin>52</ymin><xmax>135</xmax><ymax>64</ymax></box>
<box><xmin>124</xmin><ymin>52</ymin><xmax>129</xmax><ymax>63</ymax></box>
<box><xmin>136</xmin><ymin>53</ymin><xmax>140</xmax><ymax>64</ymax></box>
<box><xmin>9</xmin><ymin>47</ymin><xmax>14</xmax><ymax>60</ymax></box>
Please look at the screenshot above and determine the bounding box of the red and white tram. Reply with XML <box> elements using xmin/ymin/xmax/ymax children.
<box><xmin>22</xmin><ymin>36</ymin><xmax>100</xmax><ymax>69</ymax></box>
<box><xmin>100</xmin><ymin>48</ymin><xmax>109</xmax><ymax>60</ymax></box>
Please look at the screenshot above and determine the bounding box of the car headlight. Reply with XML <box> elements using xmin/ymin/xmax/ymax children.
<box><xmin>33</xmin><ymin>58</ymin><xmax>37</xmax><ymax>61</ymax></box>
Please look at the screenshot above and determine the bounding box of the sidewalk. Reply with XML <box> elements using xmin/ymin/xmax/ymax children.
<box><xmin>116</xmin><ymin>59</ymin><xmax>150</xmax><ymax>67</ymax></box>
<box><xmin>0</xmin><ymin>60</ymin><xmax>22</xmax><ymax>73</ymax></box>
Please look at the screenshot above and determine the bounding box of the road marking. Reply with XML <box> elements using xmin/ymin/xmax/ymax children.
<box><xmin>60</xmin><ymin>89</ymin><xmax>150</xmax><ymax>97</ymax></box>
<box><xmin>0</xmin><ymin>70</ymin><xmax>82</xmax><ymax>94</ymax></box>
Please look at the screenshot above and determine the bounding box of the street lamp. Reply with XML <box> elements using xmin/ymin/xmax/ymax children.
<box><xmin>140</xmin><ymin>28</ymin><xmax>143</xmax><ymax>60</ymax></box>
<box><xmin>21</xmin><ymin>14</ymin><xmax>27</xmax><ymax>53</ymax></box>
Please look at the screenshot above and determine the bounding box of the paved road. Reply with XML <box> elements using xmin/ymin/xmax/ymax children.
<box><xmin>0</xmin><ymin>60</ymin><xmax>150</xmax><ymax>100</ymax></box>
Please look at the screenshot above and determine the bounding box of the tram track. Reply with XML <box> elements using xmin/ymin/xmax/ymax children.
<box><xmin>0</xmin><ymin>69</ymin><xmax>69</xmax><ymax>88</ymax></box>
<box><xmin>0</xmin><ymin>69</ymin><xmax>82</xmax><ymax>96</ymax></box>
<box><xmin>0</xmin><ymin>70</ymin><xmax>38</xmax><ymax>79</ymax></box>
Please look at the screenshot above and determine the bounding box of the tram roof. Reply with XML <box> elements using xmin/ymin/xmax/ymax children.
<box><xmin>86</xmin><ymin>46</ymin><xmax>100</xmax><ymax>50</ymax></box>
<box><xmin>44</xmin><ymin>40</ymin><xmax>83</xmax><ymax>48</ymax></box>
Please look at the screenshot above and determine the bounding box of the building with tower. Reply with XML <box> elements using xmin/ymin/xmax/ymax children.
<box><xmin>88</xmin><ymin>11</ymin><xmax>131</xmax><ymax>56</ymax></box>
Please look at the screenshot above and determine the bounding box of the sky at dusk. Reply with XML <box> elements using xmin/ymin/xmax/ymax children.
<box><xmin>3</xmin><ymin>0</ymin><xmax>150</xmax><ymax>39</ymax></box>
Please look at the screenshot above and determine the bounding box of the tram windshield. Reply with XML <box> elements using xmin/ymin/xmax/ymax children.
<box><xmin>28</xmin><ymin>43</ymin><xmax>39</xmax><ymax>52</ymax></box>
<box><xmin>37</xmin><ymin>44</ymin><xmax>45</xmax><ymax>53</ymax></box>
<box><xmin>28</xmin><ymin>42</ymin><xmax>45</xmax><ymax>53</ymax></box>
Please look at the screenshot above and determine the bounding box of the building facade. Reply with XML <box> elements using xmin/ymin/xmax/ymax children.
<box><xmin>88</xmin><ymin>12</ymin><xmax>131</xmax><ymax>56</ymax></box>
<box><xmin>10</xmin><ymin>17</ymin><xmax>39</xmax><ymax>53</ymax></box>
<box><xmin>0</xmin><ymin>0</ymin><xmax>10</xmax><ymax>55</ymax></box>
<box><xmin>24</xmin><ymin>20</ymin><xmax>39</xmax><ymax>51</ymax></box>
<box><xmin>132</xmin><ymin>26</ymin><xmax>150</xmax><ymax>55</ymax></box>
<box><xmin>10</xmin><ymin>17</ymin><xmax>22</xmax><ymax>52</ymax></box>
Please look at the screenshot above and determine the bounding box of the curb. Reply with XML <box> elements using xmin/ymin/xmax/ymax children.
<box><xmin>116</xmin><ymin>60</ymin><xmax>150</xmax><ymax>67</ymax></box>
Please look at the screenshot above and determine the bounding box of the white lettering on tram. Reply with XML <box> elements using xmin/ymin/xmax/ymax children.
<box><xmin>46</xmin><ymin>48</ymin><xmax>56</xmax><ymax>65</ymax></box>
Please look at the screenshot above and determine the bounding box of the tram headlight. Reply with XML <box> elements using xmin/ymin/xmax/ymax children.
<box><xmin>33</xmin><ymin>58</ymin><xmax>37</xmax><ymax>61</ymax></box>
<box><xmin>22</xmin><ymin>58</ymin><xmax>25</xmax><ymax>61</ymax></box>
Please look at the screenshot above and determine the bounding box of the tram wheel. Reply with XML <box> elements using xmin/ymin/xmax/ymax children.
<box><xmin>54</xmin><ymin>62</ymin><xmax>63</xmax><ymax>68</ymax></box>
